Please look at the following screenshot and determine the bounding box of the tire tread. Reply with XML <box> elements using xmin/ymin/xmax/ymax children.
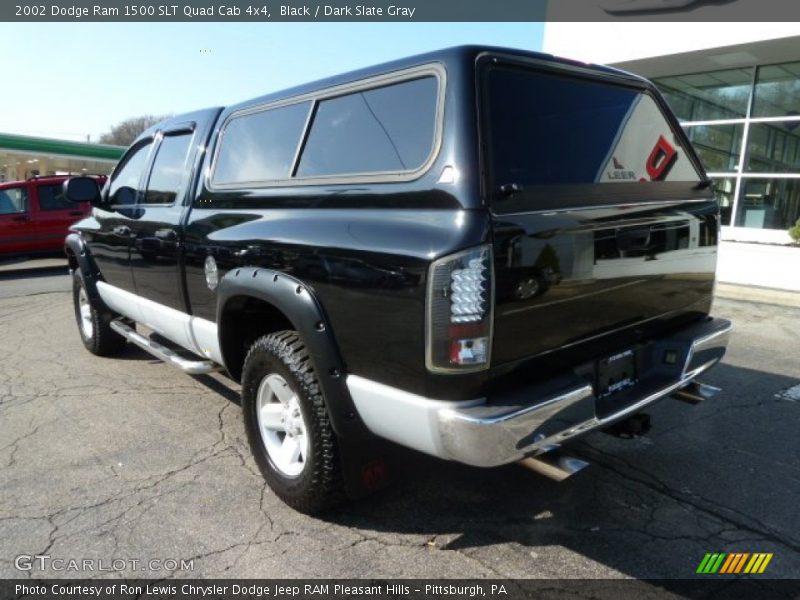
<box><xmin>72</xmin><ymin>272</ymin><xmax>126</xmax><ymax>357</ymax></box>
<box><xmin>242</xmin><ymin>330</ymin><xmax>343</xmax><ymax>514</ymax></box>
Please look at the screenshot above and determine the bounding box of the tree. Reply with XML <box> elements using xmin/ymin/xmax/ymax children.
<box><xmin>789</xmin><ymin>218</ymin><xmax>800</xmax><ymax>245</ymax></box>
<box><xmin>98</xmin><ymin>115</ymin><xmax>169</xmax><ymax>146</ymax></box>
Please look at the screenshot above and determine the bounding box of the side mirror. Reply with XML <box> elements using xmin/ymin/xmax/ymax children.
<box><xmin>63</xmin><ymin>177</ymin><xmax>101</xmax><ymax>205</ymax></box>
<box><xmin>114</xmin><ymin>186</ymin><xmax>136</xmax><ymax>207</ymax></box>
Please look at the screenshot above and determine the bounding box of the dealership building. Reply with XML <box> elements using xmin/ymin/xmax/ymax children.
<box><xmin>545</xmin><ymin>22</ymin><xmax>800</xmax><ymax>245</ymax></box>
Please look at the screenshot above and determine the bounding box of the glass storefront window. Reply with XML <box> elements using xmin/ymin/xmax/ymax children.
<box><xmin>656</xmin><ymin>61</ymin><xmax>800</xmax><ymax>235</ymax></box>
<box><xmin>654</xmin><ymin>67</ymin><xmax>753</xmax><ymax>121</ymax></box>
<box><xmin>752</xmin><ymin>61</ymin><xmax>800</xmax><ymax>118</ymax></box>
<box><xmin>712</xmin><ymin>177</ymin><xmax>736</xmax><ymax>226</ymax></box>
<box><xmin>683</xmin><ymin>124</ymin><xmax>743</xmax><ymax>173</ymax></box>
<box><xmin>745</xmin><ymin>122</ymin><xmax>800</xmax><ymax>173</ymax></box>
<box><xmin>735</xmin><ymin>178</ymin><xmax>800</xmax><ymax>230</ymax></box>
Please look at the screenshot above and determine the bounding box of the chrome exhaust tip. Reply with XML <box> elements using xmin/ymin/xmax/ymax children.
<box><xmin>671</xmin><ymin>381</ymin><xmax>721</xmax><ymax>405</ymax></box>
<box><xmin>517</xmin><ymin>449</ymin><xmax>589</xmax><ymax>482</ymax></box>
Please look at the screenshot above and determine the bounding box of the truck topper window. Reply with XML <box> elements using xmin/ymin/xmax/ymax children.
<box><xmin>295</xmin><ymin>76</ymin><xmax>438</xmax><ymax>178</ymax></box>
<box><xmin>485</xmin><ymin>65</ymin><xmax>703</xmax><ymax>192</ymax></box>
<box><xmin>213</xmin><ymin>101</ymin><xmax>311</xmax><ymax>186</ymax></box>
<box><xmin>209</xmin><ymin>65</ymin><xmax>444</xmax><ymax>189</ymax></box>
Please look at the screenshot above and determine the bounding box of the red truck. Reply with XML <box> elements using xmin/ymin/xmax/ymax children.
<box><xmin>0</xmin><ymin>175</ymin><xmax>104</xmax><ymax>256</ymax></box>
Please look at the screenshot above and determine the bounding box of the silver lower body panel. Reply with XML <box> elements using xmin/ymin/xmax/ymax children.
<box><xmin>348</xmin><ymin>317</ymin><xmax>732</xmax><ymax>467</ymax></box>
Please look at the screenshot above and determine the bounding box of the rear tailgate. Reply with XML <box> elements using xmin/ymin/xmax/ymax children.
<box><xmin>481</xmin><ymin>58</ymin><xmax>718</xmax><ymax>368</ymax></box>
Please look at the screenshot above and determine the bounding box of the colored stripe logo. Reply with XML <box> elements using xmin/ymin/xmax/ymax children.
<box><xmin>697</xmin><ymin>552</ymin><xmax>773</xmax><ymax>574</ymax></box>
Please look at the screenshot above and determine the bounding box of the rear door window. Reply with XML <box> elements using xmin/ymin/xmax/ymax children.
<box><xmin>484</xmin><ymin>65</ymin><xmax>702</xmax><ymax>196</ymax></box>
<box><xmin>38</xmin><ymin>184</ymin><xmax>73</xmax><ymax>211</ymax></box>
<box><xmin>0</xmin><ymin>187</ymin><xmax>28</xmax><ymax>214</ymax></box>
<box><xmin>144</xmin><ymin>133</ymin><xmax>193</xmax><ymax>205</ymax></box>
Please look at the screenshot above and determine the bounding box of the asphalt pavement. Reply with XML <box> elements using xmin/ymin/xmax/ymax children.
<box><xmin>0</xmin><ymin>264</ymin><xmax>798</xmax><ymax>581</ymax></box>
<box><xmin>0</xmin><ymin>258</ymin><xmax>70</xmax><ymax>299</ymax></box>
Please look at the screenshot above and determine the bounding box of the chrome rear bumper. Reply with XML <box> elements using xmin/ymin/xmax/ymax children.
<box><xmin>347</xmin><ymin>317</ymin><xmax>731</xmax><ymax>468</ymax></box>
<box><xmin>439</xmin><ymin>317</ymin><xmax>731</xmax><ymax>467</ymax></box>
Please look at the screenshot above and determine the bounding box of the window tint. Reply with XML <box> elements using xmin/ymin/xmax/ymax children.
<box><xmin>109</xmin><ymin>142</ymin><xmax>152</xmax><ymax>206</ymax></box>
<box><xmin>145</xmin><ymin>133</ymin><xmax>193</xmax><ymax>204</ymax></box>
<box><xmin>213</xmin><ymin>102</ymin><xmax>311</xmax><ymax>185</ymax></box>
<box><xmin>485</xmin><ymin>67</ymin><xmax>702</xmax><ymax>190</ymax></box>
<box><xmin>296</xmin><ymin>76</ymin><xmax>438</xmax><ymax>178</ymax></box>
<box><xmin>0</xmin><ymin>187</ymin><xmax>28</xmax><ymax>214</ymax></box>
<box><xmin>38</xmin><ymin>184</ymin><xmax>73</xmax><ymax>211</ymax></box>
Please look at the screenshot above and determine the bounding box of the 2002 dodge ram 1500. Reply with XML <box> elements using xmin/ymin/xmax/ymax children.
<box><xmin>63</xmin><ymin>46</ymin><xmax>731</xmax><ymax>513</ymax></box>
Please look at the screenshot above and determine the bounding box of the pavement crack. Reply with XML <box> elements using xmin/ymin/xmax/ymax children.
<box><xmin>1</xmin><ymin>420</ymin><xmax>41</xmax><ymax>467</ymax></box>
<box><xmin>581</xmin><ymin>445</ymin><xmax>800</xmax><ymax>554</ymax></box>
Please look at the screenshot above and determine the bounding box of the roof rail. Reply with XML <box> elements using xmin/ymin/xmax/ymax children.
<box><xmin>26</xmin><ymin>173</ymin><xmax>107</xmax><ymax>181</ymax></box>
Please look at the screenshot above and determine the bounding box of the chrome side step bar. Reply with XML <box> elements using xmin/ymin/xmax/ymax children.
<box><xmin>517</xmin><ymin>448</ymin><xmax>589</xmax><ymax>482</ymax></box>
<box><xmin>671</xmin><ymin>381</ymin><xmax>721</xmax><ymax>405</ymax></box>
<box><xmin>110</xmin><ymin>319</ymin><xmax>221</xmax><ymax>375</ymax></box>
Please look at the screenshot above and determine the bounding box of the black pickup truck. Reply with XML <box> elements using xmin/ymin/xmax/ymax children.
<box><xmin>64</xmin><ymin>46</ymin><xmax>731</xmax><ymax>513</ymax></box>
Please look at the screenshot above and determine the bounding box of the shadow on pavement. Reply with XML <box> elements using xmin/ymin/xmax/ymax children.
<box><xmin>317</xmin><ymin>362</ymin><xmax>800</xmax><ymax>580</ymax></box>
<box><xmin>0</xmin><ymin>254</ymin><xmax>67</xmax><ymax>273</ymax></box>
<box><xmin>0</xmin><ymin>265</ymin><xmax>68</xmax><ymax>281</ymax></box>
<box><xmin>84</xmin><ymin>331</ymin><xmax>800</xmax><ymax>579</ymax></box>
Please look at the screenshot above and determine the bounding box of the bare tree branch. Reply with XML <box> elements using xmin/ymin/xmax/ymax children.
<box><xmin>98</xmin><ymin>115</ymin><xmax>170</xmax><ymax>146</ymax></box>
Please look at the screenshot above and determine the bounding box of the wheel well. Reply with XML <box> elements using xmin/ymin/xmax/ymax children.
<box><xmin>220</xmin><ymin>295</ymin><xmax>295</xmax><ymax>382</ymax></box>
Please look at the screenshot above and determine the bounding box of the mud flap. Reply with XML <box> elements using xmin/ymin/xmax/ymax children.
<box><xmin>338</xmin><ymin>438</ymin><xmax>396</xmax><ymax>499</ymax></box>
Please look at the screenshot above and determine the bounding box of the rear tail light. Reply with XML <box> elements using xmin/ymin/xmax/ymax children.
<box><xmin>426</xmin><ymin>245</ymin><xmax>493</xmax><ymax>373</ymax></box>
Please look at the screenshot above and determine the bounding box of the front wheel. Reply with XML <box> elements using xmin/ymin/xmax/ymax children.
<box><xmin>72</xmin><ymin>271</ymin><xmax>126</xmax><ymax>356</ymax></box>
<box><xmin>242</xmin><ymin>331</ymin><xmax>343</xmax><ymax>513</ymax></box>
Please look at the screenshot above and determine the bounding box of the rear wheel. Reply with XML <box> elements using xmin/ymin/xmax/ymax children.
<box><xmin>242</xmin><ymin>331</ymin><xmax>343</xmax><ymax>513</ymax></box>
<box><xmin>72</xmin><ymin>271</ymin><xmax>126</xmax><ymax>356</ymax></box>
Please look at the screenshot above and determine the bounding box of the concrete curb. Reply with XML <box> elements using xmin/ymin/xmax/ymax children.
<box><xmin>715</xmin><ymin>283</ymin><xmax>800</xmax><ymax>308</ymax></box>
<box><xmin>717</xmin><ymin>242</ymin><xmax>800</xmax><ymax>293</ymax></box>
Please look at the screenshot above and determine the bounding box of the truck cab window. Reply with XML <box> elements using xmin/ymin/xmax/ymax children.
<box><xmin>144</xmin><ymin>133</ymin><xmax>193</xmax><ymax>205</ymax></box>
<box><xmin>109</xmin><ymin>141</ymin><xmax>152</xmax><ymax>207</ymax></box>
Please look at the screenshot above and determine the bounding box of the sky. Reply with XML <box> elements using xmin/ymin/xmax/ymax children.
<box><xmin>0</xmin><ymin>22</ymin><xmax>543</xmax><ymax>143</ymax></box>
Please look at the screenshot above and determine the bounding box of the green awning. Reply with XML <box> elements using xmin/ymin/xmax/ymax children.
<box><xmin>0</xmin><ymin>133</ymin><xmax>125</xmax><ymax>161</ymax></box>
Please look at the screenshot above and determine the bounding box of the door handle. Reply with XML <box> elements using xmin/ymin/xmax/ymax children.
<box><xmin>12</xmin><ymin>214</ymin><xmax>30</xmax><ymax>222</ymax></box>
<box><xmin>154</xmin><ymin>229</ymin><xmax>178</xmax><ymax>242</ymax></box>
<box><xmin>113</xmin><ymin>225</ymin><xmax>131</xmax><ymax>236</ymax></box>
<box><xmin>69</xmin><ymin>211</ymin><xmax>83</xmax><ymax>217</ymax></box>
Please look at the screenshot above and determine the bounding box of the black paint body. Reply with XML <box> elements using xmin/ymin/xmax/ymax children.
<box><xmin>70</xmin><ymin>46</ymin><xmax>717</xmax><ymax>408</ymax></box>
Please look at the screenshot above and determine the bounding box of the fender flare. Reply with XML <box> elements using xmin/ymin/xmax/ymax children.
<box><xmin>64</xmin><ymin>233</ymin><xmax>108</xmax><ymax>309</ymax></box>
<box><xmin>216</xmin><ymin>267</ymin><xmax>370</xmax><ymax>441</ymax></box>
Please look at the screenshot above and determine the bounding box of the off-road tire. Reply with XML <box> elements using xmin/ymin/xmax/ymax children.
<box><xmin>72</xmin><ymin>271</ymin><xmax>127</xmax><ymax>356</ymax></box>
<box><xmin>242</xmin><ymin>330</ymin><xmax>343</xmax><ymax>514</ymax></box>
